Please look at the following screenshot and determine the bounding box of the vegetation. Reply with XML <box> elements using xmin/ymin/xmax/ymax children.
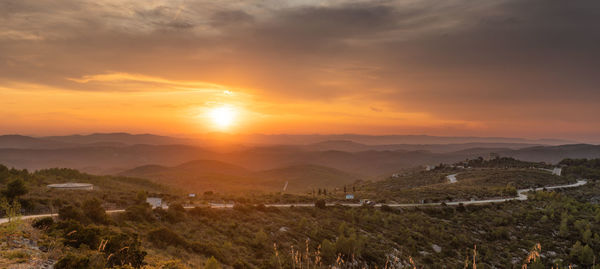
<box><xmin>356</xmin><ymin>168</ymin><xmax>570</xmax><ymax>203</ymax></box>
<box><xmin>1</xmin><ymin>157</ymin><xmax>599</xmax><ymax>268</ymax></box>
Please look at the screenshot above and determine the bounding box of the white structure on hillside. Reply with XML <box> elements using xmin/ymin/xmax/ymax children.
<box><xmin>552</xmin><ymin>167</ymin><xmax>562</xmax><ymax>176</ymax></box>
<box><xmin>146</xmin><ymin>197</ymin><xmax>165</xmax><ymax>209</ymax></box>
<box><xmin>345</xmin><ymin>194</ymin><xmax>355</xmax><ymax>200</ymax></box>
<box><xmin>47</xmin><ymin>183</ymin><xmax>93</xmax><ymax>190</ymax></box>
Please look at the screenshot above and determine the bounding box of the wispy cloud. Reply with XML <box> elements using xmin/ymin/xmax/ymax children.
<box><xmin>0</xmin><ymin>0</ymin><xmax>599</xmax><ymax>139</ymax></box>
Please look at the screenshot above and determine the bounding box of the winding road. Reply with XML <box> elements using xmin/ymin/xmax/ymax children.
<box><xmin>0</xmin><ymin>179</ymin><xmax>588</xmax><ymax>224</ymax></box>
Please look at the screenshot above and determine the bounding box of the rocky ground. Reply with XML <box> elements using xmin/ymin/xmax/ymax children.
<box><xmin>0</xmin><ymin>220</ymin><xmax>57</xmax><ymax>269</ymax></box>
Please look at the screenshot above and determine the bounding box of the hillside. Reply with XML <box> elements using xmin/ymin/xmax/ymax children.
<box><xmin>303</xmin><ymin>140</ymin><xmax>544</xmax><ymax>153</ymax></box>
<box><xmin>359</xmin><ymin>168</ymin><xmax>573</xmax><ymax>204</ymax></box>
<box><xmin>252</xmin><ymin>164</ymin><xmax>360</xmax><ymax>191</ymax></box>
<box><xmin>0</xmin><ymin>135</ymin><xmax>75</xmax><ymax>149</ymax></box>
<box><xmin>42</xmin><ymin>132</ymin><xmax>195</xmax><ymax>146</ymax></box>
<box><xmin>120</xmin><ymin>161</ymin><xmax>359</xmax><ymax>193</ymax></box>
<box><xmin>1</xmin><ymin>140</ymin><xmax>599</xmax><ymax>178</ymax></box>
<box><xmin>119</xmin><ymin>160</ymin><xmax>254</xmax><ymax>193</ymax></box>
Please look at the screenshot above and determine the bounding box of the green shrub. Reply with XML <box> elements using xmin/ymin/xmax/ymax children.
<box><xmin>55</xmin><ymin>254</ymin><xmax>91</xmax><ymax>269</ymax></box>
<box><xmin>82</xmin><ymin>198</ymin><xmax>107</xmax><ymax>224</ymax></box>
<box><xmin>315</xmin><ymin>199</ymin><xmax>326</xmax><ymax>209</ymax></box>
<box><xmin>104</xmin><ymin>232</ymin><xmax>147</xmax><ymax>268</ymax></box>
<box><xmin>205</xmin><ymin>257</ymin><xmax>222</xmax><ymax>269</ymax></box>
<box><xmin>59</xmin><ymin>205</ymin><xmax>85</xmax><ymax>222</ymax></box>
<box><xmin>147</xmin><ymin>227</ymin><xmax>187</xmax><ymax>248</ymax></box>
<box><xmin>124</xmin><ymin>204</ymin><xmax>155</xmax><ymax>222</ymax></box>
<box><xmin>32</xmin><ymin>217</ymin><xmax>54</xmax><ymax>230</ymax></box>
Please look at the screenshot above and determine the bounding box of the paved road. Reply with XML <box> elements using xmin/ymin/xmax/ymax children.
<box><xmin>208</xmin><ymin>180</ymin><xmax>588</xmax><ymax>208</ymax></box>
<box><xmin>0</xmin><ymin>180</ymin><xmax>588</xmax><ymax>224</ymax></box>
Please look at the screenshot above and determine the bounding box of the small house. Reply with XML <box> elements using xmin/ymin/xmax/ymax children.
<box><xmin>345</xmin><ymin>194</ymin><xmax>355</xmax><ymax>200</ymax></box>
<box><xmin>146</xmin><ymin>197</ymin><xmax>163</xmax><ymax>209</ymax></box>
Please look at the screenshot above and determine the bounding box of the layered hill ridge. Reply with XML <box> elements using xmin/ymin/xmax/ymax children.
<box><xmin>119</xmin><ymin>160</ymin><xmax>359</xmax><ymax>193</ymax></box>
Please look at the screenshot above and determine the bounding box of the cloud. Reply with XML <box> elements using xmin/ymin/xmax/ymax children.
<box><xmin>0</xmin><ymin>0</ymin><xmax>599</xmax><ymax>139</ymax></box>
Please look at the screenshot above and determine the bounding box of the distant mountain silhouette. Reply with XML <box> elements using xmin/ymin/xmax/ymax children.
<box><xmin>0</xmin><ymin>135</ymin><xmax>76</xmax><ymax>149</ymax></box>
<box><xmin>0</xmin><ymin>133</ymin><xmax>596</xmax><ymax>179</ymax></box>
<box><xmin>43</xmin><ymin>132</ymin><xmax>195</xmax><ymax>146</ymax></box>
<box><xmin>303</xmin><ymin>140</ymin><xmax>545</xmax><ymax>153</ymax></box>
<box><xmin>223</xmin><ymin>134</ymin><xmax>577</xmax><ymax>146</ymax></box>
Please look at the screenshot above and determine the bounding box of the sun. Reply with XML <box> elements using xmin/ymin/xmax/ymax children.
<box><xmin>208</xmin><ymin>106</ymin><xmax>236</xmax><ymax>130</ymax></box>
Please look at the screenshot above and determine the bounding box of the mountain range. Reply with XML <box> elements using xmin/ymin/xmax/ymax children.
<box><xmin>0</xmin><ymin>133</ymin><xmax>598</xmax><ymax>193</ymax></box>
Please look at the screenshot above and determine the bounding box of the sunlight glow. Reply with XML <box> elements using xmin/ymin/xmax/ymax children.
<box><xmin>208</xmin><ymin>106</ymin><xmax>237</xmax><ymax>130</ymax></box>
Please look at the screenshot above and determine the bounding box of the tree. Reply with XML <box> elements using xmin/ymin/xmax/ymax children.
<box><xmin>570</xmin><ymin>241</ymin><xmax>583</xmax><ymax>262</ymax></box>
<box><xmin>0</xmin><ymin>165</ymin><xmax>9</xmax><ymax>183</ymax></box>
<box><xmin>344</xmin><ymin>185</ymin><xmax>347</xmax><ymax>194</ymax></box>
<box><xmin>82</xmin><ymin>198</ymin><xmax>107</xmax><ymax>224</ymax></box>
<box><xmin>59</xmin><ymin>205</ymin><xmax>85</xmax><ymax>222</ymax></box>
<box><xmin>583</xmin><ymin>228</ymin><xmax>593</xmax><ymax>244</ymax></box>
<box><xmin>2</xmin><ymin>178</ymin><xmax>27</xmax><ymax>200</ymax></box>
<box><xmin>559</xmin><ymin>215</ymin><xmax>569</xmax><ymax>237</ymax></box>
<box><xmin>580</xmin><ymin>245</ymin><xmax>595</xmax><ymax>265</ymax></box>
<box><xmin>0</xmin><ymin>198</ymin><xmax>22</xmax><ymax>247</ymax></box>
<box><xmin>136</xmin><ymin>191</ymin><xmax>147</xmax><ymax>203</ymax></box>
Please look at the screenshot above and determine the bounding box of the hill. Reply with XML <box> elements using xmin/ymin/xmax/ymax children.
<box><xmin>119</xmin><ymin>160</ymin><xmax>253</xmax><ymax>193</ymax></box>
<box><xmin>225</xmin><ymin>134</ymin><xmax>577</xmax><ymax>145</ymax></box>
<box><xmin>42</xmin><ymin>132</ymin><xmax>195</xmax><ymax>146</ymax></box>
<box><xmin>303</xmin><ymin>140</ymin><xmax>544</xmax><ymax>153</ymax></box>
<box><xmin>121</xmin><ymin>161</ymin><xmax>360</xmax><ymax>193</ymax></box>
<box><xmin>0</xmin><ymin>135</ymin><xmax>76</xmax><ymax>149</ymax></box>
<box><xmin>252</xmin><ymin>164</ymin><xmax>360</xmax><ymax>191</ymax></box>
<box><xmin>1</xmin><ymin>141</ymin><xmax>599</xmax><ymax>177</ymax></box>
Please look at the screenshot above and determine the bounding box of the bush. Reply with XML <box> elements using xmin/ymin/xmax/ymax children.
<box><xmin>147</xmin><ymin>227</ymin><xmax>187</xmax><ymax>248</ymax></box>
<box><xmin>64</xmin><ymin>226</ymin><xmax>102</xmax><ymax>249</ymax></box>
<box><xmin>59</xmin><ymin>205</ymin><xmax>85</xmax><ymax>222</ymax></box>
<box><xmin>124</xmin><ymin>204</ymin><xmax>155</xmax><ymax>222</ymax></box>
<box><xmin>104</xmin><ymin>232</ymin><xmax>147</xmax><ymax>268</ymax></box>
<box><xmin>205</xmin><ymin>257</ymin><xmax>222</xmax><ymax>269</ymax></box>
<box><xmin>55</xmin><ymin>254</ymin><xmax>91</xmax><ymax>269</ymax></box>
<box><xmin>32</xmin><ymin>217</ymin><xmax>54</xmax><ymax>230</ymax></box>
<box><xmin>315</xmin><ymin>199</ymin><xmax>326</xmax><ymax>209</ymax></box>
<box><xmin>82</xmin><ymin>198</ymin><xmax>107</xmax><ymax>224</ymax></box>
<box><xmin>165</xmin><ymin>203</ymin><xmax>185</xmax><ymax>223</ymax></box>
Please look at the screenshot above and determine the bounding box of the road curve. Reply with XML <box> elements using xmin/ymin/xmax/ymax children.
<box><xmin>0</xmin><ymin>180</ymin><xmax>588</xmax><ymax>224</ymax></box>
<box><xmin>207</xmin><ymin>180</ymin><xmax>588</xmax><ymax>208</ymax></box>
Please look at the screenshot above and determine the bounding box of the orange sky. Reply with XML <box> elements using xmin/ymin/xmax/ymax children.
<box><xmin>1</xmin><ymin>0</ymin><xmax>599</xmax><ymax>142</ymax></box>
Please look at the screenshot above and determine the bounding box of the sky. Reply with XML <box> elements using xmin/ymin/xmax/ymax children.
<box><xmin>0</xmin><ymin>0</ymin><xmax>599</xmax><ymax>142</ymax></box>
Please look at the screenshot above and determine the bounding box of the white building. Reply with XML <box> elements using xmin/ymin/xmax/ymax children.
<box><xmin>47</xmin><ymin>183</ymin><xmax>93</xmax><ymax>191</ymax></box>
<box><xmin>345</xmin><ymin>194</ymin><xmax>355</xmax><ymax>200</ymax></box>
<box><xmin>552</xmin><ymin>167</ymin><xmax>562</xmax><ymax>176</ymax></box>
<box><xmin>146</xmin><ymin>197</ymin><xmax>165</xmax><ymax>209</ymax></box>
